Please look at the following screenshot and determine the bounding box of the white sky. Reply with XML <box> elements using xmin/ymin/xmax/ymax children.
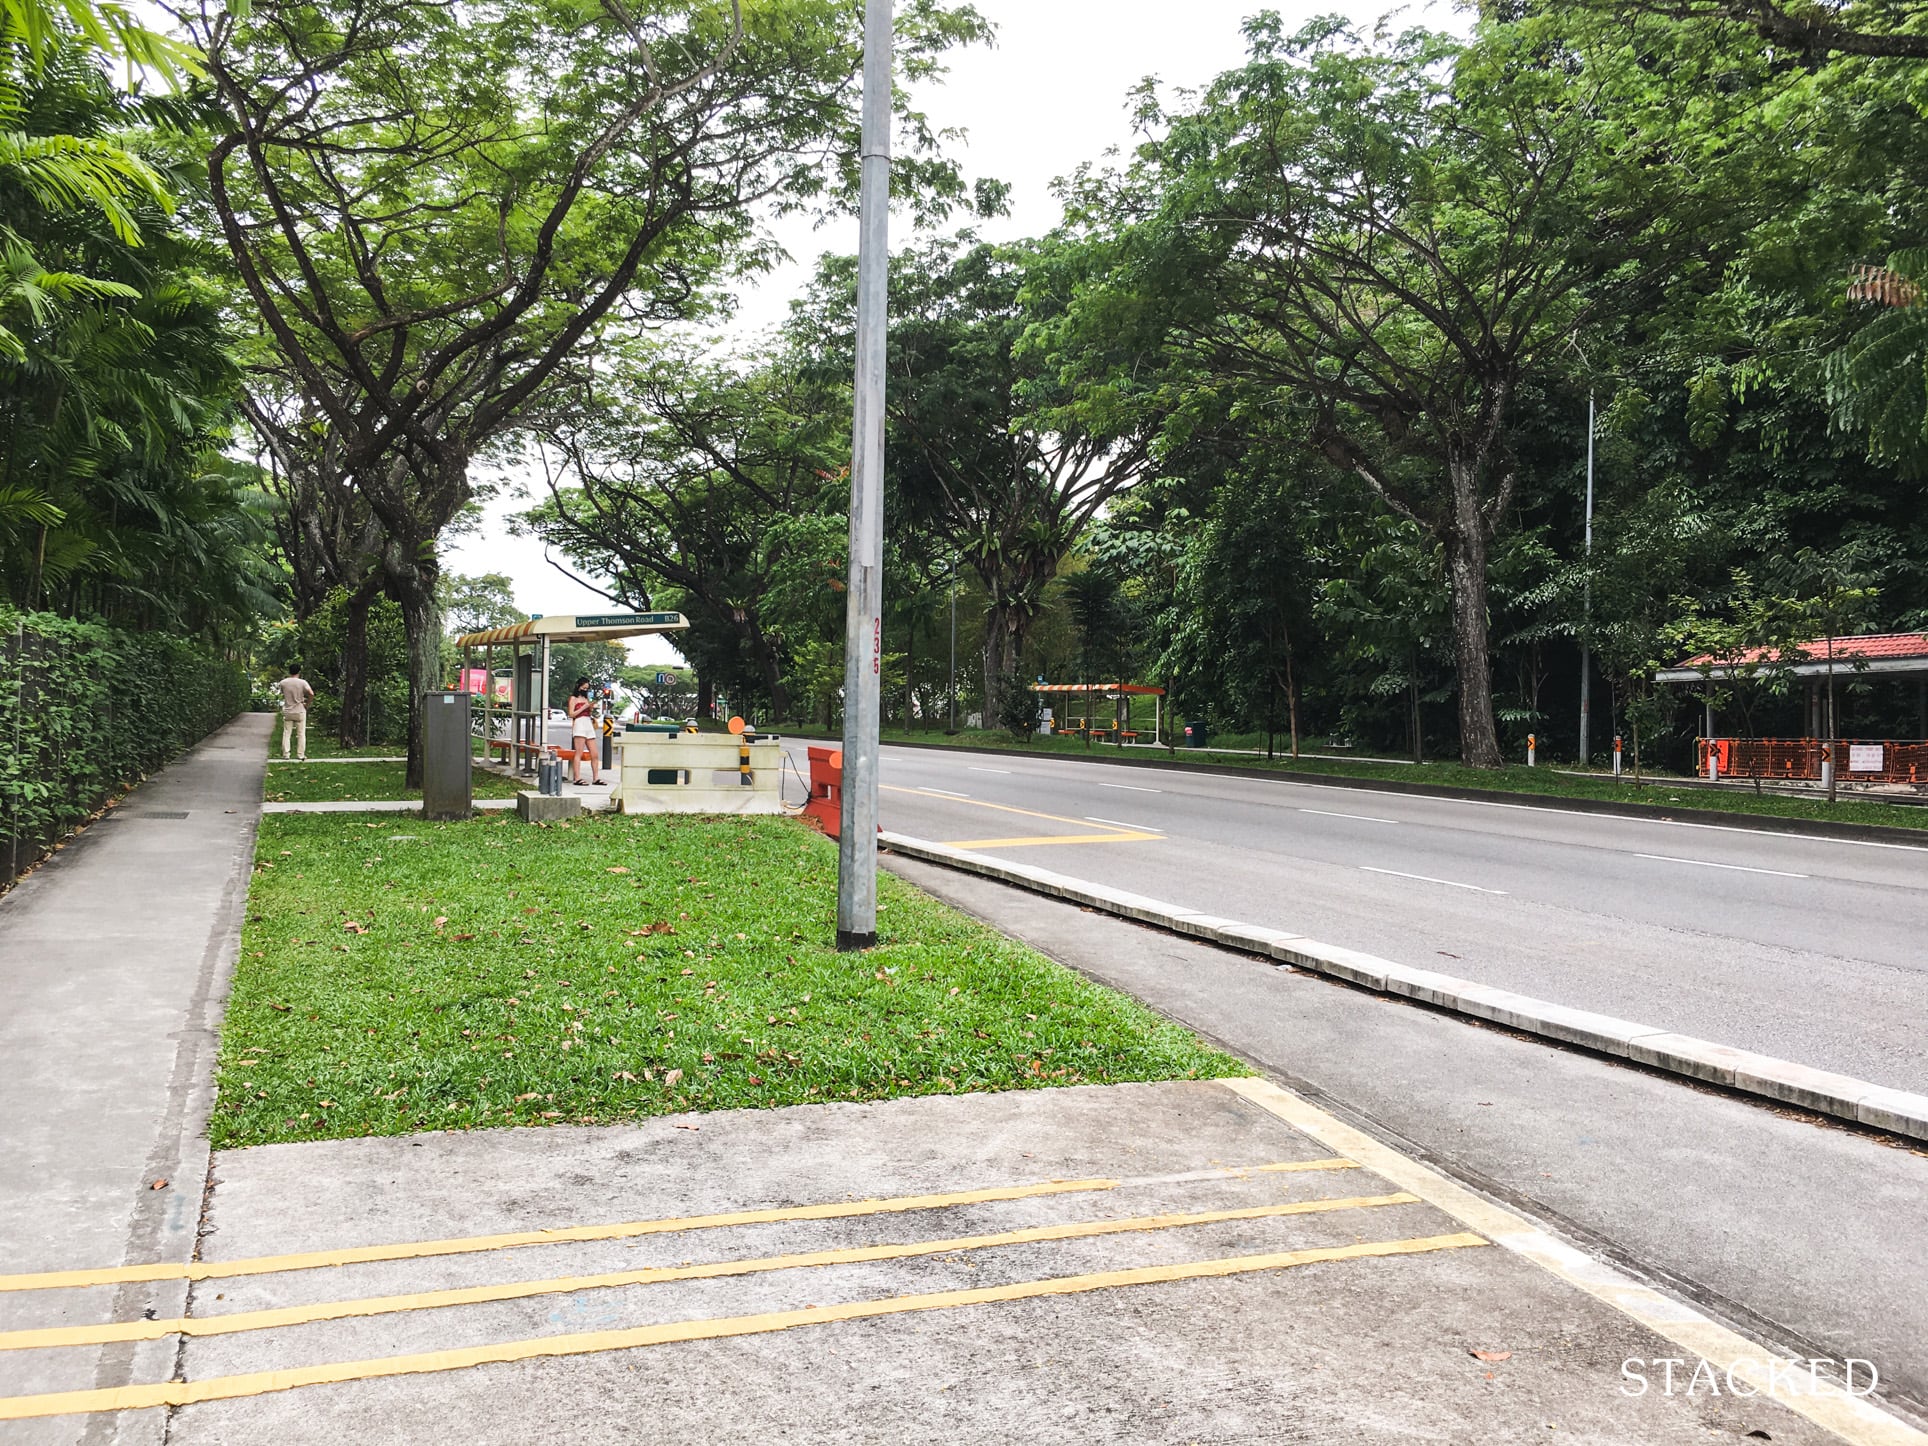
<box><xmin>444</xmin><ymin>0</ymin><xmax>1458</xmax><ymax>665</ymax></box>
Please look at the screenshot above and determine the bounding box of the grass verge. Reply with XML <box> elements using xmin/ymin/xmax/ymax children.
<box><xmin>868</xmin><ymin>728</ymin><xmax>1928</xmax><ymax>833</ymax></box>
<box><xmin>215</xmin><ymin>813</ymin><xmax>1245</xmax><ymax>1146</ymax></box>
<box><xmin>264</xmin><ymin>762</ymin><xmax>529</xmax><ymax>803</ymax></box>
<box><xmin>267</xmin><ymin>731</ymin><xmax>406</xmax><ymax>760</ymax></box>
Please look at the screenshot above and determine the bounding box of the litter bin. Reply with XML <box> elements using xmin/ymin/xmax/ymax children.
<box><xmin>1184</xmin><ymin>721</ymin><xmax>1208</xmax><ymax>749</ymax></box>
<box><xmin>421</xmin><ymin>690</ymin><xmax>473</xmax><ymax>820</ymax></box>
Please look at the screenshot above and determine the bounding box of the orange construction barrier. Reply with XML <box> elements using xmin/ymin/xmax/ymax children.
<box><xmin>803</xmin><ymin>746</ymin><xmax>844</xmax><ymax>838</ymax></box>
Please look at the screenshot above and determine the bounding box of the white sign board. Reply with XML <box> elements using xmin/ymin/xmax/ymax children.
<box><xmin>1848</xmin><ymin>744</ymin><xmax>1885</xmax><ymax>773</ymax></box>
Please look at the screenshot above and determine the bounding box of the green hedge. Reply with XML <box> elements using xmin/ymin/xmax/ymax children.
<box><xmin>1</xmin><ymin>611</ymin><xmax>250</xmax><ymax>885</ymax></box>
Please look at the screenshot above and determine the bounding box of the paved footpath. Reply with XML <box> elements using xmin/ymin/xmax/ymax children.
<box><xmin>0</xmin><ymin>713</ymin><xmax>272</xmax><ymax>1446</ymax></box>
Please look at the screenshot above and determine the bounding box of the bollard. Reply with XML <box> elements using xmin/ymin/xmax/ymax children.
<box><xmin>1707</xmin><ymin>738</ymin><xmax>1720</xmax><ymax>782</ymax></box>
<box><xmin>1526</xmin><ymin>733</ymin><xmax>1536</xmax><ymax>768</ymax></box>
<box><xmin>1612</xmin><ymin>735</ymin><xmax>1623</xmax><ymax>778</ymax></box>
<box><xmin>1820</xmin><ymin>744</ymin><xmax>1833</xmax><ymax>792</ymax></box>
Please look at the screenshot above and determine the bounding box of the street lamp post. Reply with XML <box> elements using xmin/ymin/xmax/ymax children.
<box><xmin>947</xmin><ymin>564</ymin><xmax>957</xmax><ymax>733</ymax></box>
<box><xmin>1579</xmin><ymin>392</ymin><xmax>1595</xmax><ymax>767</ymax></box>
<box><xmin>836</xmin><ymin>0</ymin><xmax>891</xmax><ymax>951</ymax></box>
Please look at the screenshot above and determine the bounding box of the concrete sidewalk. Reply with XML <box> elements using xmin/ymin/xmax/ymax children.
<box><xmin>0</xmin><ymin>712</ymin><xmax>271</xmax><ymax>1446</ymax></box>
<box><xmin>4</xmin><ymin>1081</ymin><xmax>1882</xmax><ymax>1444</ymax></box>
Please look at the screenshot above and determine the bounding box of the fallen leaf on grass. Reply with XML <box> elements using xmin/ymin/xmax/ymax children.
<box><xmin>342</xmin><ymin>921</ymin><xmax>366</xmax><ymax>935</ymax></box>
<box><xmin>451</xmin><ymin>933</ymin><xmax>475</xmax><ymax>942</ymax></box>
<box><xmin>612</xmin><ymin>1071</ymin><xmax>640</xmax><ymax>1083</ymax></box>
<box><xmin>433</xmin><ymin>916</ymin><xmax>447</xmax><ymax>929</ymax></box>
<box><xmin>541</xmin><ymin>1111</ymin><xmax>561</xmax><ymax>1119</ymax></box>
<box><xmin>606</xmin><ymin>866</ymin><xmax>630</xmax><ymax>874</ymax></box>
<box><xmin>662</xmin><ymin>1068</ymin><xmax>684</xmax><ymax>1088</ymax></box>
<box><xmin>266</xmin><ymin>1002</ymin><xmax>291</xmax><ymax>1013</ymax></box>
<box><xmin>515</xmin><ymin>1092</ymin><xmax>541</xmax><ymax>1102</ymax></box>
<box><xmin>1469</xmin><ymin>1350</ymin><xmax>1512</xmax><ymax>1363</ymax></box>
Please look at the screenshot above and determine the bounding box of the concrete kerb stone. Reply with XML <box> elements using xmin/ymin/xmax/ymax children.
<box><xmin>877</xmin><ymin>829</ymin><xmax>1928</xmax><ymax>1147</ymax></box>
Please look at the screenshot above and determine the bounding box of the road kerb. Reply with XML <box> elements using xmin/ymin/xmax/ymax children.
<box><xmin>1221</xmin><ymin>1077</ymin><xmax>1928</xmax><ymax>1446</ymax></box>
<box><xmin>879</xmin><ymin>831</ymin><xmax>1928</xmax><ymax>1146</ymax></box>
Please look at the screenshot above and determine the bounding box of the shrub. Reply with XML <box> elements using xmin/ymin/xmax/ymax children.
<box><xmin>0</xmin><ymin>611</ymin><xmax>250</xmax><ymax>886</ymax></box>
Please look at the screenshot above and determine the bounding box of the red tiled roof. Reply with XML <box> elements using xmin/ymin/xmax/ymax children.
<box><xmin>1677</xmin><ymin>632</ymin><xmax>1928</xmax><ymax>669</ymax></box>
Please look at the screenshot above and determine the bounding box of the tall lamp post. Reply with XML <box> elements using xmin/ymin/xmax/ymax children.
<box><xmin>836</xmin><ymin>0</ymin><xmax>892</xmax><ymax>951</ymax></box>
<box><xmin>1579</xmin><ymin>391</ymin><xmax>1595</xmax><ymax>767</ymax></box>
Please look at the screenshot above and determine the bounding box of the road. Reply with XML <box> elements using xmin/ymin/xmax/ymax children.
<box><xmin>785</xmin><ymin>739</ymin><xmax>1928</xmax><ymax>1096</ymax></box>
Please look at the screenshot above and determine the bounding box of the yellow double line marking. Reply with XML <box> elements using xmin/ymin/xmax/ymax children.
<box><xmin>882</xmin><ymin>785</ymin><xmax>1162</xmax><ymax>850</ymax></box>
<box><xmin>1</xmin><ymin>1193</ymin><xmax>1420</xmax><ymax>1352</ymax></box>
<box><xmin>0</xmin><ymin>1233</ymin><xmax>1485</xmax><ymax>1420</ymax></box>
<box><xmin>0</xmin><ymin>1158</ymin><xmax>1355</xmax><ymax>1294</ymax></box>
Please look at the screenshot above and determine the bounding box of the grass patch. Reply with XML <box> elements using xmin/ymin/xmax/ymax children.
<box><xmin>866</xmin><ymin>728</ymin><xmax>1928</xmax><ymax>833</ymax></box>
<box><xmin>215</xmin><ymin>813</ymin><xmax>1245</xmax><ymax>1146</ymax></box>
<box><xmin>264</xmin><ymin>762</ymin><xmax>529</xmax><ymax>803</ymax></box>
<box><xmin>267</xmin><ymin>731</ymin><xmax>406</xmax><ymax>760</ymax></box>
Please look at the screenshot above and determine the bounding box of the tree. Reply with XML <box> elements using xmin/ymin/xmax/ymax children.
<box><xmin>1065</xmin><ymin>12</ymin><xmax>1780</xmax><ymax>765</ymax></box>
<box><xmin>182</xmin><ymin>0</ymin><xmax>990</xmax><ymax>780</ymax></box>
<box><xmin>0</xmin><ymin>35</ymin><xmax>271</xmax><ymax>640</ymax></box>
<box><xmin>796</xmin><ymin>234</ymin><xmax>1170</xmax><ymax>722</ymax></box>
<box><xmin>524</xmin><ymin>344</ymin><xmax>850</xmax><ymax>720</ymax></box>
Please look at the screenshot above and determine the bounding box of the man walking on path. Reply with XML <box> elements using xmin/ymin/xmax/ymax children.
<box><xmin>276</xmin><ymin>664</ymin><xmax>314</xmax><ymax>760</ymax></box>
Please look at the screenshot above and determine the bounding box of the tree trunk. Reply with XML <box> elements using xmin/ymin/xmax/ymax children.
<box><xmin>1444</xmin><ymin>470</ymin><xmax>1503</xmax><ymax>768</ymax></box>
<box><xmin>337</xmin><ymin>589</ymin><xmax>373</xmax><ymax>749</ymax></box>
<box><xmin>1285</xmin><ymin>646</ymin><xmax>1301</xmax><ymax>759</ymax></box>
<box><xmin>388</xmin><ymin>562</ymin><xmax>443</xmax><ymax>791</ymax></box>
<box><xmin>697</xmin><ymin>672</ymin><xmax>714</xmax><ymax>720</ymax></box>
<box><xmin>980</xmin><ymin>607</ymin><xmax>1020</xmax><ymax>726</ymax></box>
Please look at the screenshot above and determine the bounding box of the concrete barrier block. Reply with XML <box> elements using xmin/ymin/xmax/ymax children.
<box><xmin>1626</xmin><ymin>1032</ymin><xmax>1749</xmax><ymax>1085</ymax></box>
<box><xmin>516</xmin><ymin>792</ymin><xmax>582</xmax><ymax>823</ymax></box>
<box><xmin>1854</xmin><ymin>1087</ymin><xmax>1928</xmax><ymax>1142</ymax></box>
<box><xmin>1211</xmin><ymin>923</ymin><xmax>1311</xmax><ymax>960</ymax></box>
<box><xmin>1731</xmin><ymin>1056</ymin><xmax>1893</xmax><ymax>1122</ymax></box>
<box><xmin>1452</xmin><ymin>988</ymin><xmax>1650</xmax><ymax>1057</ymax></box>
<box><xmin>1373</xmin><ymin>963</ymin><xmax>1484</xmax><ymax>1008</ymax></box>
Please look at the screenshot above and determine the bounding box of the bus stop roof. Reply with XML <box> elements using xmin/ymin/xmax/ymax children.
<box><xmin>1656</xmin><ymin>631</ymin><xmax>1928</xmax><ymax>685</ymax></box>
<box><xmin>1030</xmin><ymin>682</ymin><xmax>1165</xmax><ymax>695</ymax></box>
<box><xmin>454</xmin><ymin>611</ymin><xmax>689</xmax><ymax>649</ymax></box>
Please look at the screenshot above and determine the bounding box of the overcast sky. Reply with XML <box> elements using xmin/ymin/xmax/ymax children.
<box><xmin>445</xmin><ymin>0</ymin><xmax>1458</xmax><ymax>664</ymax></box>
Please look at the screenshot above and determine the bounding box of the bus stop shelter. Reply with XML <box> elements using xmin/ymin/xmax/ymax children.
<box><xmin>1031</xmin><ymin>682</ymin><xmax>1165</xmax><ymax>745</ymax></box>
<box><xmin>1656</xmin><ymin>631</ymin><xmax>1928</xmax><ymax>738</ymax></box>
<box><xmin>454</xmin><ymin>611</ymin><xmax>689</xmax><ymax>774</ymax></box>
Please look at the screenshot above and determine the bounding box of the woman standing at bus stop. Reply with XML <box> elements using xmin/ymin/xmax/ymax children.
<box><xmin>566</xmin><ymin>677</ymin><xmax>604</xmax><ymax>785</ymax></box>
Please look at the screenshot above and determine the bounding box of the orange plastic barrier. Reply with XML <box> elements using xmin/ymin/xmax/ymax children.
<box><xmin>803</xmin><ymin>746</ymin><xmax>844</xmax><ymax>838</ymax></box>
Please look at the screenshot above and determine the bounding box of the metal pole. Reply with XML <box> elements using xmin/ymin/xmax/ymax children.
<box><xmin>1579</xmin><ymin>391</ymin><xmax>1595</xmax><ymax>766</ymax></box>
<box><xmin>539</xmin><ymin>637</ymin><xmax>552</xmax><ymax>761</ymax></box>
<box><xmin>947</xmin><ymin>568</ymin><xmax>957</xmax><ymax>733</ymax></box>
<box><xmin>837</xmin><ymin>0</ymin><xmax>892</xmax><ymax>951</ymax></box>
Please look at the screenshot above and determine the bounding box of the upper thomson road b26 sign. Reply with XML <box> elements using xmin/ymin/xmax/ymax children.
<box><xmin>572</xmin><ymin>613</ymin><xmax>683</xmax><ymax>629</ymax></box>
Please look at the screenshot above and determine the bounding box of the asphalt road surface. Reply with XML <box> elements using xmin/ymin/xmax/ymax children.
<box><xmin>784</xmin><ymin>739</ymin><xmax>1928</xmax><ymax>1096</ymax></box>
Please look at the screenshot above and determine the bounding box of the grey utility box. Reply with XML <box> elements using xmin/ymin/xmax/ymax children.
<box><xmin>421</xmin><ymin>690</ymin><xmax>473</xmax><ymax>821</ymax></box>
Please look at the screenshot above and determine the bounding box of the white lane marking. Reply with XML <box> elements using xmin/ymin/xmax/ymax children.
<box><xmin>1299</xmin><ymin>808</ymin><xmax>1398</xmax><ymax>825</ymax></box>
<box><xmin>917</xmin><ymin>787</ymin><xmax>971</xmax><ymax>799</ymax></box>
<box><xmin>1085</xmin><ymin>816</ymin><xmax>1163</xmax><ymax>833</ymax></box>
<box><xmin>1095</xmin><ymin>781</ymin><xmax>1162</xmax><ymax>793</ymax></box>
<box><xmin>1360</xmin><ymin>866</ymin><xmax>1507</xmax><ymax>895</ymax></box>
<box><xmin>966</xmin><ymin>767</ymin><xmax>1012</xmax><ymax>774</ymax></box>
<box><xmin>1634</xmin><ymin>853</ymin><xmax>1808</xmax><ymax>879</ymax></box>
